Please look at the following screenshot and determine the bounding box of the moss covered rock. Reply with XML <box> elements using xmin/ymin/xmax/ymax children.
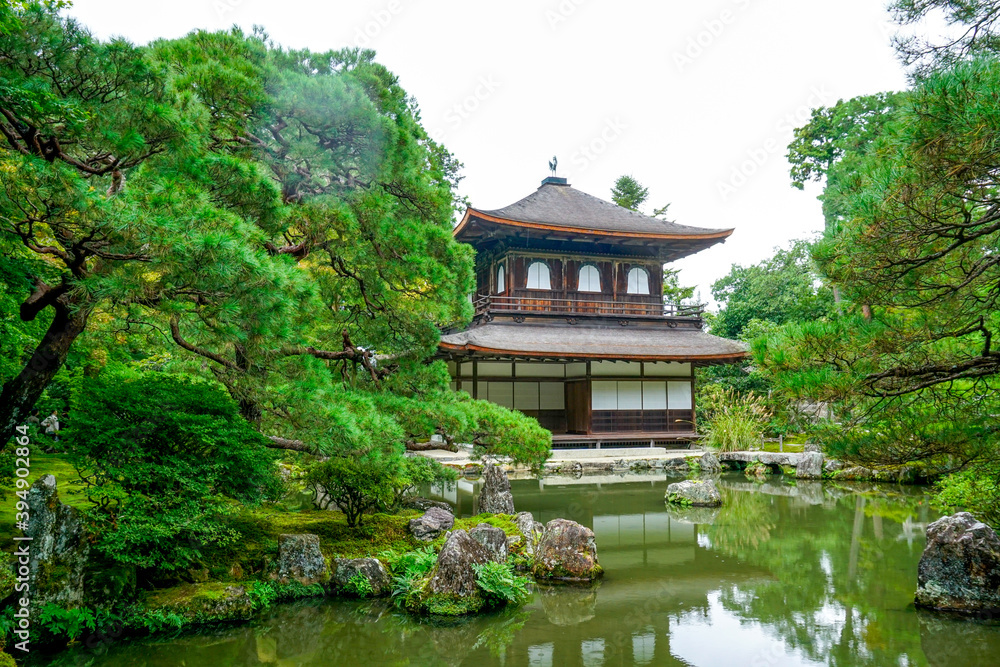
<box><xmin>330</xmin><ymin>558</ymin><xmax>391</xmax><ymax>597</ymax></box>
<box><xmin>25</xmin><ymin>475</ymin><xmax>89</xmax><ymax>609</ymax></box>
<box><xmin>665</xmin><ymin>479</ymin><xmax>722</xmax><ymax>507</ymax></box>
<box><xmin>412</xmin><ymin>529</ymin><xmax>494</xmax><ymax>615</ymax></box>
<box><xmin>145</xmin><ymin>582</ymin><xmax>257</xmax><ymax>623</ymax></box>
<box><xmin>532</xmin><ymin>519</ymin><xmax>603</xmax><ymax>582</ymax></box>
<box><xmin>272</xmin><ymin>534</ymin><xmax>328</xmax><ymax>586</ymax></box>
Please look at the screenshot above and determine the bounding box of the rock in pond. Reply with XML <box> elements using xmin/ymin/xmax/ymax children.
<box><xmin>469</xmin><ymin>523</ymin><xmax>509</xmax><ymax>563</ymax></box>
<box><xmin>796</xmin><ymin>451</ymin><xmax>824</xmax><ymax>479</ymax></box>
<box><xmin>273</xmin><ymin>534</ymin><xmax>328</xmax><ymax>586</ymax></box>
<box><xmin>479</xmin><ymin>463</ymin><xmax>515</xmax><ymax>514</ymax></box>
<box><xmin>824</xmin><ymin>458</ymin><xmax>844</xmax><ymax>473</ymax></box>
<box><xmin>698</xmin><ymin>451</ymin><xmax>721</xmax><ymax>474</ymax></box>
<box><xmin>331</xmin><ymin>558</ymin><xmax>391</xmax><ymax>597</ymax></box>
<box><xmin>420</xmin><ymin>529</ymin><xmax>494</xmax><ymax>614</ymax></box>
<box><xmin>409</xmin><ymin>506</ymin><xmax>455</xmax><ymax>542</ymax></box>
<box><xmin>533</xmin><ymin>519</ymin><xmax>603</xmax><ymax>581</ymax></box>
<box><xmin>662</xmin><ymin>458</ymin><xmax>691</xmax><ymax>475</ymax></box>
<box><xmin>915</xmin><ymin>512</ymin><xmax>1000</xmax><ymax>613</ymax></box>
<box><xmin>25</xmin><ymin>475</ymin><xmax>89</xmax><ymax>608</ymax></box>
<box><xmin>147</xmin><ymin>583</ymin><xmax>256</xmax><ymax>622</ymax></box>
<box><xmin>515</xmin><ymin>511</ymin><xmax>545</xmax><ymax>560</ymax></box>
<box><xmin>664</xmin><ymin>479</ymin><xmax>722</xmax><ymax>507</ymax></box>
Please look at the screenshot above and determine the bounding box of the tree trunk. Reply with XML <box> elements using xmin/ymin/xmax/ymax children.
<box><xmin>0</xmin><ymin>302</ymin><xmax>89</xmax><ymax>447</ymax></box>
<box><xmin>405</xmin><ymin>439</ymin><xmax>459</xmax><ymax>453</ymax></box>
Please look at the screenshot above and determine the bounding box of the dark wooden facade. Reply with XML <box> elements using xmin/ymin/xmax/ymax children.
<box><xmin>439</xmin><ymin>177</ymin><xmax>743</xmax><ymax>447</ymax></box>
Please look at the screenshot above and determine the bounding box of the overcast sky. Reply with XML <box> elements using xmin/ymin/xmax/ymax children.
<box><xmin>69</xmin><ymin>0</ymin><xmax>910</xmax><ymax>306</ymax></box>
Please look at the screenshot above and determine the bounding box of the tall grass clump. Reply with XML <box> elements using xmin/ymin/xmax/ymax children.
<box><xmin>705</xmin><ymin>389</ymin><xmax>771</xmax><ymax>452</ymax></box>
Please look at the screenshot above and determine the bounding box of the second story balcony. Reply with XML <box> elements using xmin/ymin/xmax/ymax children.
<box><xmin>472</xmin><ymin>293</ymin><xmax>705</xmax><ymax>320</ymax></box>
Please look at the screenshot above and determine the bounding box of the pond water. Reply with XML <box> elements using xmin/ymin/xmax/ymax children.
<box><xmin>36</xmin><ymin>473</ymin><xmax>1000</xmax><ymax>666</ymax></box>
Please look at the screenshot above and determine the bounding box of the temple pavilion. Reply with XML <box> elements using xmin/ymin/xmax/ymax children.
<box><xmin>439</xmin><ymin>175</ymin><xmax>746</xmax><ymax>448</ymax></box>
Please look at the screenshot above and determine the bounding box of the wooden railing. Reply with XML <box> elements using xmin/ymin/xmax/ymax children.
<box><xmin>473</xmin><ymin>294</ymin><xmax>704</xmax><ymax>319</ymax></box>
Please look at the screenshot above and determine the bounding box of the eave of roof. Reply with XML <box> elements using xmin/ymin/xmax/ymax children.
<box><xmin>456</xmin><ymin>208</ymin><xmax>735</xmax><ymax>242</ymax></box>
<box><xmin>438</xmin><ymin>321</ymin><xmax>748</xmax><ymax>363</ymax></box>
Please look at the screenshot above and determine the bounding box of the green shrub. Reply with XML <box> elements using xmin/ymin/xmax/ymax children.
<box><xmin>705</xmin><ymin>388</ymin><xmax>771</xmax><ymax>452</ymax></box>
<box><xmin>306</xmin><ymin>452</ymin><xmax>456</xmax><ymax>525</ymax></box>
<box><xmin>65</xmin><ymin>369</ymin><xmax>284</xmax><ymax>572</ymax></box>
<box><xmin>305</xmin><ymin>456</ymin><xmax>396</xmax><ymax>527</ymax></box>
<box><xmin>935</xmin><ymin>458</ymin><xmax>1000</xmax><ymax>529</ymax></box>
<box><xmin>390</xmin><ymin>456</ymin><xmax>457</xmax><ymax>510</ymax></box>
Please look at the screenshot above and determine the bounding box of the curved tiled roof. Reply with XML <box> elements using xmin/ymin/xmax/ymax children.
<box><xmin>465</xmin><ymin>181</ymin><xmax>731</xmax><ymax>238</ymax></box>
<box><xmin>440</xmin><ymin>321</ymin><xmax>747</xmax><ymax>362</ymax></box>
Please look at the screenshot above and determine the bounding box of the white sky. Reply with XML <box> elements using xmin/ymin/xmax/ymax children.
<box><xmin>68</xmin><ymin>0</ymin><xmax>909</xmax><ymax>306</ymax></box>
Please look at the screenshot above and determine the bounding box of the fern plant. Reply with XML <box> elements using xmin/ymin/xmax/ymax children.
<box><xmin>472</xmin><ymin>561</ymin><xmax>532</xmax><ymax>607</ymax></box>
<box><xmin>345</xmin><ymin>572</ymin><xmax>375</xmax><ymax>598</ymax></box>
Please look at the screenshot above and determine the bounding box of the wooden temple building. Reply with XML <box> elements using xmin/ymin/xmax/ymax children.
<box><xmin>439</xmin><ymin>176</ymin><xmax>746</xmax><ymax>448</ymax></box>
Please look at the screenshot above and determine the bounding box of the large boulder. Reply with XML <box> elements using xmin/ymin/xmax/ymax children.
<box><xmin>147</xmin><ymin>583</ymin><xmax>256</xmax><ymax>622</ymax></box>
<box><xmin>25</xmin><ymin>475</ymin><xmax>89</xmax><ymax>608</ymax></box>
<box><xmin>664</xmin><ymin>479</ymin><xmax>722</xmax><ymax>507</ymax></box>
<box><xmin>533</xmin><ymin>519</ymin><xmax>603</xmax><ymax>581</ymax></box>
<box><xmin>698</xmin><ymin>451</ymin><xmax>721</xmax><ymax>474</ymax></box>
<box><xmin>796</xmin><ymin>451</ymin><xmax>824</xmax><ymax>479</ymax></box>
<box><xmin>427</xmin><ymin>530</ymin><xmax>492</xmax><ymax>598</ymax></box>
<box><xmin>479</xmin><ymin>463</ymin><xmax>515</xmax><ymax>514</ymax></box>
<box><xmin>804</xmin><ymin>443</ymin><xmax>822</xmax><ymax>453</ymax></box>
<box><xmin>331</xmin><ymin>558</ymin><xmax>391</xmax><ymax>597</ymax></box>
<box><xmin>273</xmin><ymin>534</ymin><xmax>328</xmax><ymax>586</ymax></box>
<box><xmin>915</xmin><ymin>512</ymin><xmax>1000</xmax><ymax>613</ymax></box>
<box><xmin>469</xmin><ymin>524</ymin><xmax>508</xmax><ymax>563</ymax></box>
<box><xmin>415</xmin><ymin>529</ymin><xmax>495</xmax><ymax>615</ymax></box>
<box><xmin>409</xmin><ymin>506</ymin><xmax>455</xmax><ymax>542</ymax></box>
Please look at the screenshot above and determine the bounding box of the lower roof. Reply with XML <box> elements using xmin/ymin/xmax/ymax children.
<box><xmin>438</xmin><ymin>321</ymin><xmax>747</xmax><ymax>363</ymax></box>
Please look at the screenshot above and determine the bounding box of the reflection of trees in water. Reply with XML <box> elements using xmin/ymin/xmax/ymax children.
<box><xmin>54</xmin><ymin>599</ymin><xmax>534</xmax><ymax>667</ymax></box>
<box><xmin>706</xmin><ymin>485</ymin><xmax>777</xmax><ymax>555</ymax></box>
<box><xmin>703</xmin><ymin>483</ymin><xmax>957</xmax><ymax>667</ymax></box>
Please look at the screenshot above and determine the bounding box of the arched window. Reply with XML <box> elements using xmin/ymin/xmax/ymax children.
<box><xmin>526</xmin><ymin>261</ymin><xmax>551</xmax><ymax>290</ymax></box>
<box><xmin>578</xmin><ymin>264</ymin><xmax>601</xmax><ymax>292</ymax></box>
<box><xmin>627</xmin><ymin>267</ymin><xmax>650</xmax><ymax>295</ymax></box>
<box><xmin>496</xmin><ymin>264</ymin><xmax>505</xmax><ymax>293</ymax></box>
